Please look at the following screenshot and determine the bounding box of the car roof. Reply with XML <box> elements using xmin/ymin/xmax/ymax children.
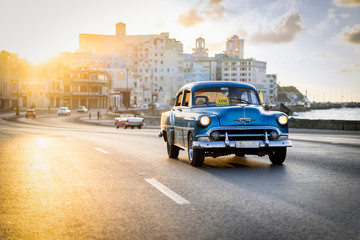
<box><xmin>177</xmin><ymin>81</ymin><xmax>257</xmax><ymax>93</ymax></box>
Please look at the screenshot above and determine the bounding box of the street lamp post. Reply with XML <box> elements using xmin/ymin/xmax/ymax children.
<box><xmin>16</xmin><ymin>55</ymin><xmax>19</xmax><ymax>116</ymax></box>
<box><xmin>151</xmin><ymin>69</ymin><xmax>153</xmax><ymax>104</ymax></box>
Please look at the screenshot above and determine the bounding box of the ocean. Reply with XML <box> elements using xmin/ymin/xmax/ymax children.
<box><xmin>291</xmin><ymin>107</ymin><xmax>360</xmax><ymax>121</ymax></box>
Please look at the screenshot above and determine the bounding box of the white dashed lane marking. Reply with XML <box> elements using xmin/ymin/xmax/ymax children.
<box><xmin>145</xmin><ymin>178</ymin><xmax>190</xmax><ymax>205</ymax></box>
<box><xmin>94</xmin><ymin>147</ymin><xmax>110</xmax><ymax>154</ymax></box>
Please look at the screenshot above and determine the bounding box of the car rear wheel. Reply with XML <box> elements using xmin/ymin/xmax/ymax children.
<box><xmin>167</xmin><ymin>140</ymin><xmax>180</xmax><ymax>158</ymax></box>
<box><xmin>268</xmin><ymin>148</ymin><xmax>287</xmax><ymax>165</ymax></box>
<box><xmin>138</xmin><ymin>126</ymin><xmax>142</xmax><ymax>129</ymax></box>
<box><xmin>188</xmin><ymin>134</ymin><xmax>204</xmax><ymax>167</ymax></box>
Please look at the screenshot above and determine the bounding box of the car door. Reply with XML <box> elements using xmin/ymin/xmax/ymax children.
<box><xmin>179</xmin><ymin>90</ymin><xmax>193</xmax><ymax>147</ymax></box>
<box><xmin>173</xmin><ymin>91</ymin><xmax>184</xmax><ymax>147</ymax></box>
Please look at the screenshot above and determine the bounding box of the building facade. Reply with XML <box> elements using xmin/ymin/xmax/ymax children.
<box><xmin>266</xmin><ymin>74</ymin><xmax>278</xmax><ymax>104</ymax></box>
<box><xmin>225</xmin><ymin>35</ymin><xmax>245</xmax><ymax>59</ymax></box>
<box><xmin>0</xmin><ymin>50</ymin><xmax>19</xmax><ymax>109</ymax></box>
<box><xmin>62</xmin><ymin>68</ymin><xmax>109</xmax><ymax>109</ymax></box>
<box><xmin>79</xmin><ymin>22</ymin><xmax>184</xmax><ymax>106</ymax></box>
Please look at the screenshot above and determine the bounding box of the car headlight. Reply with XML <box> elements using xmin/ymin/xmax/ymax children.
<box><xmin>199</xmin><ymin>115</ymin><xmax>211</xmax><ymax>127</ymax></box>
<box><xmin>277</xmin><ymin>114</ymin><xmax>288</xmax><ymax>125</ymax></box>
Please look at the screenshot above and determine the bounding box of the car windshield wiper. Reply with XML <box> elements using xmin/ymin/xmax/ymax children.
<box><xmin>229</xmin><ymin>97</ymin><xmax>251</xmax><ymax>104</ymax></box>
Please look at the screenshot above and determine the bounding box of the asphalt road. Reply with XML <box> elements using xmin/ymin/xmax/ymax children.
<box><xmin>0</xmin><ymin>113</ymin><xmax>359</xmax><ymax>239</ymax></box>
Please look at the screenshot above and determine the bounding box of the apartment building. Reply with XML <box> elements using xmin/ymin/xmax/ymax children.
<box><xmin>225</xmin><ymin>35</ymin><xmax>244</xmax><ymax>59</ymax></box>
<box><xmin>126</xmin><ymin>32</ymin><xmax>183</xmax><ymax>105</ymax></box>
<box><xmin>62</xmin><ymin>68</ymin><xmax>109</xmax><ymax>109</ymax></box>
<box><xmin>0</xmin><ymin>50</ymin><xmax>19</xmax><ymax>109</ymax></box>
<box><xmin>184</xmin><ymin>39</ymin><xmax>216</xmax><ymax>83</ymax></box>
<box><xmin>222</xmin><ymin>58</ymin><xmax>273</xmax><ymax>102</ymax></box>
<box><xmin>266</xmin><ymin>74</ymin><xmax>278</xmax><ymax>104</ymax></box>
<box><xmin>79</xmin><ymin>22</ymin><xmax>184</xmax><ymax>106</ymax></box>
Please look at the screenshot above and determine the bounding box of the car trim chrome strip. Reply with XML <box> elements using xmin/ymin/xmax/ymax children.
<box><xmin>192</xmin><ymin>140</ymin><xmax>292</xmax><ymax>149</ymax></box>
<box><xmin>173</xmin><ymin>126</ymin><xmax>194</xmax><ymax>131</ymax></box>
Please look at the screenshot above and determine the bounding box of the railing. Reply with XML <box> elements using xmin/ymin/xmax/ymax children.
<box><xmin>71</xmin><ymin>78</ymin><xmax>108</xmax><ymax>83</ymax></box>
<box><xmin>64</xmin><ymin>92</ymin><xmax>109</xmax><ymax>96</ymax></box>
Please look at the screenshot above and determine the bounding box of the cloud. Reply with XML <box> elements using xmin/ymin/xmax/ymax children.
<box><xmin>342</xmin><ymin>24</ymin><xmax>360</xmax><ymax>44</ymax></box>
<box><xmin>249</xmin><ymin>11</ymin><xmax>303</xmax><ymax>44</ymax></box>
<box><xmin>177</xmin><ymin>9</ymin><xmax>204</xmax><ymax>27</ymax></box>
<box><xmin>204</xmin><ymin>0</ymin><xmax>226</xmax><ymax>20</ymax></box>
<box><xmin>155</xmin><ymin>20</ymin><xmax>166</xmax><ymax>28</ymax></box>
<box><xmin>332</xmin><ymin>0</ymin><xmax>360</xmax><ymax>7</ymax></box>
<box><xmin>340</xmin><ymin>63</ymin><xmax>360</xmax><ymax>73</ymax></box>
<box><xmin>314</xmin><ymin>8</ymin><xmax>349</xmax><ymax>32</ymax></box>
<box><xmin>236</xmin><ymin>28</ymin><xmax>248</xmax><ymax>39</ymax></box>
<box><xmin>177</xmin><ymin>0</ymin><xmax>226</xmax><ymax>27</ymax></box>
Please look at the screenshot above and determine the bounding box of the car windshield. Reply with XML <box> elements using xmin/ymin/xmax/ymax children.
<box><xmin>193</xmin><ymin>86</ymin><xmax>260</xmax><ymax>107</ymax></box>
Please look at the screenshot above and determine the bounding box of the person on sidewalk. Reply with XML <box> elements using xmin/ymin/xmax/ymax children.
<box><xmin>89</xmin><ymin>112</ymin><xmax>91</xmax><ymax>120</ymax></box>
<box><xmin>97</xmin><ymin>110</ymin><xmax>100</xmax><ymax>120</ymax></box>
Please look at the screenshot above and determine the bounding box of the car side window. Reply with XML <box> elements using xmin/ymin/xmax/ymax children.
<box><xmin>175</xmin><ymin>92</ymin><xmax>183</xmax><ymax>106</ymax></box>
<box><xmin>183</xmin><ymin>90</ymin><xmax>190</xmax><ymax>107</ymax></box>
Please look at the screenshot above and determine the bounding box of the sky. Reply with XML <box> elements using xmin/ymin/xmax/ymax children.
<box><xmin>1</xmin><ymin>0</ymin><xmax>360</xmax><ymax>102</ymax></box>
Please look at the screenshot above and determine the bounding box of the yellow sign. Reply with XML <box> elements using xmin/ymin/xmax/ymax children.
<box><xmin>216</xmin><ymin>98</ymin><xmax>229</xmax><ymax>106</ymax></box>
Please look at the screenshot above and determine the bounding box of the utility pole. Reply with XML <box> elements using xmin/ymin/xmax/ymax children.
<box><xmin>16</xmin><ymin>55</ymin><xmax>19</xmax><ymax>116</ymax></box>
<box><xmin>151</xmin><ymin>69</ymin><xmax>153</xmax><ymax>104</ymax></box>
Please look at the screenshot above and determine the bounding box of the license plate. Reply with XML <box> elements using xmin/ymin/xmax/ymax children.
<box><xmin>236</xmin><ymin>141</ymin><xmax>259</xmax><ymax>148</ymax></box>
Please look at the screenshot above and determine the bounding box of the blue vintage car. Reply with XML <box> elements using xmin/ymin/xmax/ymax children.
<box><xmin>159</xmin><ymin>81</ymin><xmax>292</xmax><ymax>166</ymax></box>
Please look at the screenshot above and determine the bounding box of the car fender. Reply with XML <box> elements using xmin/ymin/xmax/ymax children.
<box><xmin>161</xmin><ymin>110</ymin><xmax>175</xmax><ymax>142</ymax></box>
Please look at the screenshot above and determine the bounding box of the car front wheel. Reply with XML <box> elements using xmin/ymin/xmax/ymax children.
<box><xmin>268</xmin><ymin>148</ymin><xmax>287</xmax><ymax>165</ymax></box>
<box><xmin>188</xmin><ymin>134</ymin><xmax>204</xmax><ymax>167</ymax></box>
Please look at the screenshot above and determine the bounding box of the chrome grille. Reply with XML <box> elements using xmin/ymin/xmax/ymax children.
<box><xmin>211</xmin><ymin>129</ymin><xmax>274</xmax><ymax>141</ymax></box>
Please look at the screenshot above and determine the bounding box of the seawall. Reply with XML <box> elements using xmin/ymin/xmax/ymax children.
<box><xmin>110</xmin><ymin>110</ymin><xmax>360</xmax><ymax>131</ymax></box>
<box><xmin>289</xmin><ymin>118</ymin><xmax>360</xmax><ymax>131</ymax></box>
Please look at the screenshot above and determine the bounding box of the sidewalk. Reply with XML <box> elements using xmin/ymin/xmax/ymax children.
<box><xmin>78</xmin><ymin>116</ymin><xmax>160</xmax><ymax>129</ymax></box>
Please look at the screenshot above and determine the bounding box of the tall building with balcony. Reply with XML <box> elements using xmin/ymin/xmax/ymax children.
<box><xmin>266</xmin><ymin>74</ymin><xmax>278</xmax><ymax>104</ymax></box>
<box><xmin>62</xmin><ymin>68</ymin><xmax>109</xmax><ymax>109</ymax></box>
<box><xmin>225</xmin><ymin>35</ymin><xmax>244</xmax><ymax>59</ymax></box>
<box><xmin>0</xmin><ymin>50</ymin><xmax>19</xmax><ymax>109</ymax></box>
<box><xmin>78</xmin><ymin>22</ymin><xmax>184</xmax><ymax>106</ymax></box>
<box><xmin>222</xmin><ymin>57</ymin><xmax>273</xmax><ymax>102</ymax></box>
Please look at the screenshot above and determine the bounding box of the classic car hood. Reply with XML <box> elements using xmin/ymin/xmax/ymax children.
<box><xmin>205</xmin><ymin>105</ymin><xmax>268</xmax><ymax>126</ymax></box>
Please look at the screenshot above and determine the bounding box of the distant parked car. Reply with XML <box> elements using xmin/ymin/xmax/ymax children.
<box><xmin>77</xmin><ymin>106</ymin><xmax>88</xmax><ymax>113</ymax></box>
<box><xmin>25</xmin><ymin>109</ymin><xmax>36</xmax><ymax>118</ymax></box>
<box><xmin>159</xmin><ymin>81</ymin><xmax>292</xmax><ymax>167</ymax></box>
<box><xmin>57</xmin><ymin>107</ymin><xmax>71</xmax><ymax>116</ymax></box>
<box><xmin>154</xmin><ymin>102</ymin><xmax>170</xmax><ymax>109</ymax></box>
<box><xmin>141</xmin><ymin>104</ymin><xmax>149</xmax><ymax>109</ymax></box>
<box><xmin>115</xmin><ymin>117</ymin><xmax>144</xmax><ymax>129</ymax></box>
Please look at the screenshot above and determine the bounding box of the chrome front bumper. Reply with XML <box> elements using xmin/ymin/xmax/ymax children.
<box><xmin>193</xmin><ymin>140</ymin><xmax>292</xmax><ymax>149</ymax></box>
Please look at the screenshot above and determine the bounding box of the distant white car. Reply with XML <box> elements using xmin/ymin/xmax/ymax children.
<box><xmin>77</xmin><ymin>106</ymin><xmax>88</xmax><ymax>113</ymax></box>
<box><xmin>57</xmin><ymin>107</ymin><xmax>71</xmax><ymax>116</ymax></box>
<box><xmin>115</xmin><ymin>117</ymin><xmax>144</xmax><ymax>129</ymax></box>
<box><xmin>154</xmin><ymin>102</ymin><xmax>170</xmax><ymax>109</ymax></box>
<box><xmin>141</xmin><ymin>104</ymin><xmax>149</xmax><ymax>109</ymax></box>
